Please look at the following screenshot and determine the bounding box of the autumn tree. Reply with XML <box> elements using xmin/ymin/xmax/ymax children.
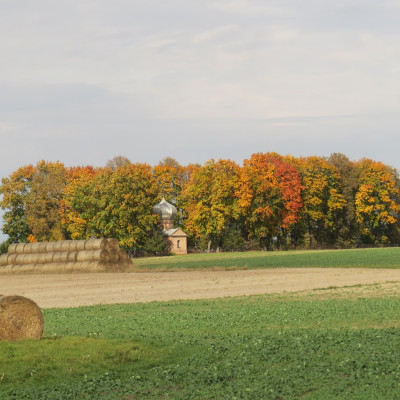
<box><xmin>153</xmin><ymin>159</ymin><xmax>183</xmax><ymax>204</ymax></box>
<box><xmin>60</xmin><ymin>166</ymin><xmax>98</xmax><ymax>239</ymax></box>
<box><xmin>182</xmin><ymin>159</ymin><xmax>241</xmax><ymax>250</ymax></box>
<box><xmin>105</xmin><ymin>155</ymin><xmax>131</xmax><ymax>170</ymax></box>
<box><xmin>296</xmin><ymin>156</ymin><xmax>346</xmax><ymax>248</ymax></box>
<box><xmin>25</xmin><ymin>161</ymin><xmax>67</xmax><ymax>242</ymax></box>
<box><xmin>0</xmin><ymin>164</ymin><xmax>35</xmax><ymax>244</ymax></box>
<box><xmin>327</xmin><ymin>153</ymin><xmax>359</xmax><ymax>246</ymax></box>
<box><xmin>69</xmin><ymin>163</ymin><xmax>160</xmax><ymax>254</ymax></box>
<box><xmin>152</xmin><ymin>158</ymin><xmax>196</xmax><ymax>229</ymax></box>
<box><xmin>355</xmin><ymin>159</ymin><xmax>400</xmax><ymax>245</ymax></box>
<box><xmin>237</xmin><ymin>153</ymin><xmax>303</xmax><ymax>250</ymax></box>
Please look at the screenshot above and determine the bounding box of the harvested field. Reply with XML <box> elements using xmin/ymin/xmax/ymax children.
<box><xmin>2</xmin><ymin>268</ymin><xmax>400</xmax><ymax>309</ymax></box>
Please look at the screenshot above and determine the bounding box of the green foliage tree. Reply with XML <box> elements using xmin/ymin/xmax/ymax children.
<box><xmin>0</xmin><ymin>164</ymin><xmax>35</xmax><ymax>243</ymax></box>
<box><xmin>70</xmin><ymin>163</ymin><xmax>160</xmax><ymax>254</ymax></box>
<box><xmin>142</xmin><ymin>225</ymin><xmax>171</xmax><ymax>256</ymax></box>
<box><xmin>327</xmin><ymin>153</ymin><xmax>360</xmax><ymax>247</ymax></box>
<box><xmin>182</xmin><ymin>159</ymin><xmax>241</xmax><ymax>250</ymax></box>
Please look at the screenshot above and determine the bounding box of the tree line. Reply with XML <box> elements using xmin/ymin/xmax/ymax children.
<box><xmin>1</xmin><ymin>153</ymin><xmax>399</xmax><ymax>255</ymax></box>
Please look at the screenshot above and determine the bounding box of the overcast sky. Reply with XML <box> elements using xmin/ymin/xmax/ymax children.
<box><xmin>1</xmin><ymin>1</ymin><xmax>400</xmax><ymax>238</ymax></box>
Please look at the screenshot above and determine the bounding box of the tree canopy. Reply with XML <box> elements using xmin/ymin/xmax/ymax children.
<box><xmin>1</xmin><ymin>153</ymin><xmax>399</xmax><ymax>253</ymax></box>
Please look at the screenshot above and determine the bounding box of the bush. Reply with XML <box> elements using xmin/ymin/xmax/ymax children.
<box><xmin>222</xmin><ymin>228</ymin><xmax>244</xmax><ymax>252</ymax></box>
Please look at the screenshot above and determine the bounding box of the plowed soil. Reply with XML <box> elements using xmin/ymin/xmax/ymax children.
<box><xmin>2</xmin><ymin>268</ymin><xmax>400</xmax><ymax>308</ymax></box>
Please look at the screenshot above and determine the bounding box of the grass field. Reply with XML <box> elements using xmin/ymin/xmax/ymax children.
<box><xmin>133</xmin><ymin>247</ymin><xmax>400</xmax><ymax>271</ymax></box>
<box><xmin>2</xmin><ymin>286</ymin><xmax>400</xmax><ymax>399</ymax></box>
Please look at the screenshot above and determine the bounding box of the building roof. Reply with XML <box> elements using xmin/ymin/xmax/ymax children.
<box><xmin>164</xmin><ymin>228</ymin><xmax>187</xmax><ymax>237</ymax></box>
<box><xmin>153</xmin><ymin>197</ymin><xmax>177</xmax><ymax>219</ymax></box>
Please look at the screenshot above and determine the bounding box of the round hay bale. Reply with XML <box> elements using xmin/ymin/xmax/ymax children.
<box><xmin>106</xmin><ymin>238</ymin><xmax>119</xmax><ymax>251</ymax></box>
<box><xmin>77</xmin><ymin>249</ymin><xmax>110</xmax><ymax>263</ymax></box>
<box><xmin>61</xmin><ymin>241</ymin><xmax>71</xmax><ymax>252</ymax></box>
<box><xmin>0</xmin><ymin>295</ymin><xmax>44</xmax><ymax>341</ymax></box>
<box><xmin>63</xmin><ymin>262</ymin><xmax>76</xmax><ymax>272</ymax></box>
<box><xmin>53</xmin><ymin>241</ymin><xmax>63</xmax><ymax>252</ymax></box>
<box><xmin>85</xmin><ymin>238</ymin><xmax>108</xmax><ymax>251</ymax></box>
<box><xmin>7</xmin><ymin>243</ymin><xmax>18</xmax><ymax>254</ymax></box>
<box><xmin>41</xmin><ymin>262</ymin><xmax>65</xmax><ymax>272</ymax></box>
<box><xmin>22</xmin><ymin>243</ymin><xmax>33</xmax><ymax>254</ymax></box>
<box><xmin>68</xmin><ymin>241</ymin><xmax>78</xmax><ymax>251</ymax></box>
<box><xmin>38</xmin><ymin>252</ymin><xmax>47</xmax><ymax>264</ymax></box>
<box><xmin>0</xmin><ymin>254</ymin><xmax>8</xmax><ymax>266</ymax></box>
<box><xmin>108</xmin><ymin>249</ymin><xmax>119</xmax><ymax>263</ymax></box>
<box><xmin>43</xmin><ymin>252</ymin><xmax>54</xmax><ymax>263</ymax></box>
<box><xmin>18</xmin><ymin>254</ymin><xmax>39</xmax><ymax>264</ymax></box>
<box><xmin>14</xmin><ymin>243</ymin><xmax>26</xmax><ymax>254</ymax></box>
<box><xmin>52</xmin><ymin>252</ymin><xmax>69</xmax><ymax>263</ymax></box>
<box><xmin>14</xmin><ymin>254</ymin><xmax>27</xmax><ymax>264</ymax></box>
<box><xmin>12</xmin><ymin>264</ymin><xmax>36</xmax><ymax>273</ymax></box>
<box><xmin>119</xmin><ymin>249</ymin><xmax>128</xmax><ymax>260</ymax></box>
<box><xmin>45</xmin><ymin>242</ymin><xmax>55</xmax><ymax>252</ymax></box>
<box><xmin>59</xmin><ymin>252</ymin><xmax>70</xmax><ymax>262</ymax></box>
<box><xmin>88</xmin><ymin>261</ymin><xmax>107</xmax><ymax>272</ymax></box>
<box><xmin>76</xmin><ymin>240</ymin><xmax>86</xmax><ymax>251</ymax></box>
<box><xmin>7</xmin><ymin>254</ymin><xmax>18</xmax><ymax>265</ymax></box>
<box><xmin>38</xmin><ymin>242</ymin><xmax>48</xmax><ymax>253</ymax></box>
<box><xmin>30</xmin><ymin>243</ymin><xmax>42</xmax><ymax>254</ymax></box>
<box><xmin>67</xmin><ymin>252</ymin><xmax>78</xmax><ymax>262</ymax></box>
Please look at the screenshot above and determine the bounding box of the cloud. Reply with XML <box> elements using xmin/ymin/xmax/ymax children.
<box><xmin>0</xmin><ymin>1</ymin><xmax>399</xmax><ymax>177</ymax></box>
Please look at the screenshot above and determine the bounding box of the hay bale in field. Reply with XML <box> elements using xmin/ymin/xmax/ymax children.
<box><xmin>45</xmin><ymin>242</ymin><xmax>55</xmax><ymax>252</ymax></box>
<box><xmin>0</xmin><ymin>254</ymin><xmax>8</xmax><ymax>266</ymax></box>
<box><xmin>108</xmin><ymin>249</ymin><xmax>119</xmax><ymax>263</ymax></box>
<box><xmin>60</xmin><ymin>241</ymin><xmax>71</xmax><ymax>252</ymax></box>
<box><xmin>0</xmin><ymin>237</ymin><xmax>129</xmax><ymax>273</ymax></box>
<box><xmin>14</xmin><ymin>243</ymin><xmax>26</xmax><ymax>254</ymax></box>
<box><xmin>6</xmin><ymin>254</ymin><xmax>18</xmax><ymax>265</ymax></box>
<box><xmin>107</xmin><ymin>238</ymin><xmax>119</xmax><ymax>251</ymax></box>
<box><xmin>67</xmin><ymin>252</ymin><xmax>78</xmax><ymax>262</ymax></box>
<box><xmin>85</xmin><ymin>238</ymin><xmax>108</xmax><ymax>251</ymax></box>
<box><xmin>7</xmin><ymin>243</ymin><xmax>18</xmax><ymax>254</ymax></box>
<box><xmin>76</xmin><ymin>240</ymin><xmax>86</xmax><ymax>251</ymax></box>
<box><xmin>29</xmin><ymin>243</ymin><xmax>42</xmax><ymax>254</ymax></box>
<box><xmin>43</xmin><ymin>252</ymin><xmax>54</xmax><ymax>263</ymax></box>
<box><xmin>52</xmin><ymin>252</ymin><xmax>70</xmax><ymax>263</ymax></box>
<box><xmin>38</xmin><ymin>242</ymin><xmax>48</xmax><ymax>253</ymax></box>
<box><xmin>53</xmin><ymin>241</ymin><xmax>63</xmax><ymax>252</ymax></box>
<box><xmin>0</xmin><ymin>295</ymin><xmax>44</xmax><ymax>341</ymax></box>
<box><xmin>77</xmin><ymin>249</ymin><xmax>110</xmax><ymax>263</ymax></box>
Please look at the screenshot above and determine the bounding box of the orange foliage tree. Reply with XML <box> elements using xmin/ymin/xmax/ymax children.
<box><xmin>236</xmin><ymin>153</ymin><xmax>304</xmax><ymax>249</ymax></box>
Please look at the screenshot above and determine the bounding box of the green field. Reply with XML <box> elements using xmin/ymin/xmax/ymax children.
<box><xmin>2</xmin><ymin>287</ymin><xmax>400</xmax><ymax>399</ymax></box>
<box><xmin>133</xmin><ymin>247</ymin><xmax>400</xmax><ymax>271</ymax></box>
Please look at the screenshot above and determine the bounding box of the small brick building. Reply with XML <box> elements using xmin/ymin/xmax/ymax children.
<box><xmin>153</xmin><ymin>198</ymin><xmax>188</xmax><ymax>255</ymax></box>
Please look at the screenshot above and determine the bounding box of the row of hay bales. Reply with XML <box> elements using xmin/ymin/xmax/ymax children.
<box><xmin>0</xmin><ymin>238</ymin><xmax>132</xmax><ymax>273</ymax></box>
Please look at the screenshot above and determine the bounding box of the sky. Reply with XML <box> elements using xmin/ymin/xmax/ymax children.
<box><xmin>1</xmin><ymin>0</ymin><xmax>400</xmax><ymax>239</ymax></box>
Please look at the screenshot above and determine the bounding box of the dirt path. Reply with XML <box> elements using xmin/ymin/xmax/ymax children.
<box><xmin>2</xmin><ymin>268</ymin><xmax>400</xmax><ymax>308</ymax></box>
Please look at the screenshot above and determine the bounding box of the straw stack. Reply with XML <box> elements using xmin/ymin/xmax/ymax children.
<box><xmin>0</xmin><ymin>239</ymin><xmax>132</xmax><ymax>273</ymax></box>
<box><xmin>0</xmin><ymin>295</ymin><xmax>44</xmax><ymax>341</ymax></box>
